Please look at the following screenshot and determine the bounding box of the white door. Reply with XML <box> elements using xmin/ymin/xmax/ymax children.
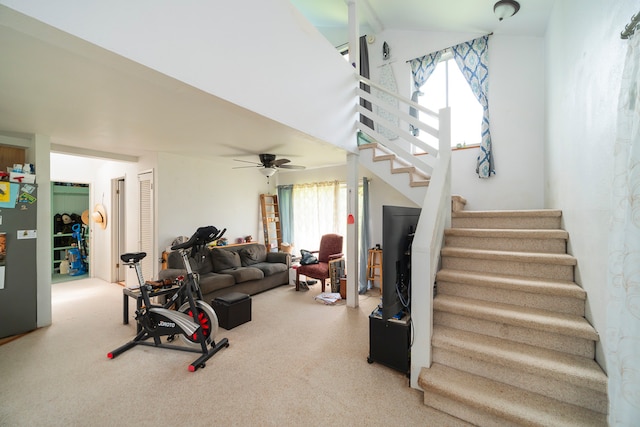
<box><xmin>112</xmin><ymin>177</ymin><xmax>126</xmax><ymax>283</ymax></box>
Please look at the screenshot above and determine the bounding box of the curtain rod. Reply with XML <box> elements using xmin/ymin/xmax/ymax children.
<box><xmin>621</xmin><ymin>11</ymin><xmax>640</xmax><ymax>39</ymax></box>
<box><xmin>404</xmin><ymin>32</ymin><xmax>493</xmax><ymax>64</ymax></box>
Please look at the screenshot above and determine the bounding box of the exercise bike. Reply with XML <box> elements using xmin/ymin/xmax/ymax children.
<box><xmin>107</xmin><ymin>226</ymin><xmax>229</xmax><ymax>372</ymax></box>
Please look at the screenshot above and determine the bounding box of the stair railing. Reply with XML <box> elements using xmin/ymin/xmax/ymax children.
<box><xmin>356</xmin><ymin>75</ymin><xmax>452</xmax><ymax>389</ymax></box>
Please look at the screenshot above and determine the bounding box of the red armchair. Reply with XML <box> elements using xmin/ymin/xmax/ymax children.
<box><xmin>295</xmin><ymin>234</ymin><xmax>343</xmax><ymax>292</ymax></box>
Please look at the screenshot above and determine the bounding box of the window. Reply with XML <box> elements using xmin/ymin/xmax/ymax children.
<box><xmin>417</xmin><ymin>51</ymin><xmax>483</xmax><ymax>149</ymax></box>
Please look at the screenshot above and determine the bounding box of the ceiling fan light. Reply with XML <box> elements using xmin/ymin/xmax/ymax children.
<box><xmin>494</xmin><ymin>0</ymin><xmax>520</xmax><ymax>21</ymax></box>
<box><xmin>260</xmin><ymin>167</ymin><xmax>277</xmax><ymax>177</ymax></box>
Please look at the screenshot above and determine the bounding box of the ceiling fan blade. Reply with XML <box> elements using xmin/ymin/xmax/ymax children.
<box><xmin>234</xmin><ymin>159</ymin><xmax>262</xmax><ymax>166</ymax></box>
<box><xmin>279</xmin><ymin>164</ymin><xmax>306</xmax><ymax>170</ymax></box>
<box><xmin>272</xmin><ymin>158</ymin><xmax>291</xmax><ymax>167</ymax></box>
<box><xmin>232</xmin><ymin>165</ymin><xmax>261</xmax><ymax>169</ymax></box>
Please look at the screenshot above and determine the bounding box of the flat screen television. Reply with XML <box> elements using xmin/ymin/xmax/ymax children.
<box><xmin>381</xmin><ymin>205</ymin><xmax>421</xmax><ymax>321</ymax></box>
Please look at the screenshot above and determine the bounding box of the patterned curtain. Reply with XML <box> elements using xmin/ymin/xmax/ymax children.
<box><xmin>409</xmin><ymin>51</ymin><xmax>443</xmax><ymax>136</ymax></box>
<box><xmin>606</xmin><ymin>29</ymin><xmax>640</xmax><ymax>425</ymax></box>
<box><xmin>451</xmin><ymin>35</ymin><xmax>494</xmax><ymax>178</ymax></box>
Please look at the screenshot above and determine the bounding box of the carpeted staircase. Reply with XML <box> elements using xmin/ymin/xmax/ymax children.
<box><xmin>419</xmin><ymin>196</ymin><xmax>608</xmax><ymax>426</ymax></box>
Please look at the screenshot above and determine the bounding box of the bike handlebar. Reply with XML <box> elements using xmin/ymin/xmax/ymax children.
<box><xmin>171</xmin><ymin>226</ymin><xmax>226</xmax><ymax>251</ymax></box>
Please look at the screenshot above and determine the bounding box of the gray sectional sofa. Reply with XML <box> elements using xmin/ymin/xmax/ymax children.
<box><xmin>158</xmin><ymin>243</ymin><xmax>291</xmax><ymax>302</ymax></box>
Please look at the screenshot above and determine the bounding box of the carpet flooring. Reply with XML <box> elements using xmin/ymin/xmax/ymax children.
<box><xmin>0</xmin><ymin>278</ymin><xmax>457</xmax><ymax>426</ymax></box>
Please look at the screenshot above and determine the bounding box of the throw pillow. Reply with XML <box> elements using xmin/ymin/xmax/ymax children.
<box><xmin>189</xmin><ymin>249</ymin><xmax>214</xmax><ymax>274</ymax></box>
<box><xmin>300</xmin><ymin>249</ymin><xmax>319</xmax><ymax>265</ymax></box>
<box><xmin>240</xmin><ymin>245</ymin><xmax>267</xmax><ymax>266</ymax></box>
<box><xmin>211</xmin><ymin>249</ymin><xmax>241</xmax><ymax>272</ymax></box>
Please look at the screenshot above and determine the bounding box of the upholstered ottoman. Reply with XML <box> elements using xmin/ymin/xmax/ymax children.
<box><xmin>212</xmin><ymin>292</ymin><xmax>252</xmax><ymax>330</ymax></box>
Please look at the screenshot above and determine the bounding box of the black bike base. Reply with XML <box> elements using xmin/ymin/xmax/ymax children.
<box><xmin>107</xmin><ymin>333</ymin><xmax>229</xmax><ymax>372</ymax></box>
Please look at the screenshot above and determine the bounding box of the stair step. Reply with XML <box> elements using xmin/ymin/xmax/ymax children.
<box><xmin>436</xmin><ymin>269</ymin><xmax>585</xmax><ymax>316</ymax></box>
<box><xmin>433</xmin><ymin>294</ymin><xmax>599</xmax><ymax>341</ymax></box>
<box><xmin>432</xmin><ymin>344</ymin><xmax>608</xmax><ymax>413</ymax></box>
<box><xmin>441</xmin><ymin>247</ymin><xmax>576</xmax><ymax>281</ymax></box>
<box><xmin>434</xmin><ymin>310</ymin><xmax>595</xmax><ymax>358</ymax></box>
<box><xmin>434</xmin><ymin>326</ymin><xmax>606</xmax><ymax>392</ymax></box>
<box><xmin>419</xmin><ymin>364</ymin><xmax>607</xmax><ymax>427</ymax></box>
<box><xmin>451</xmin><ymin>209</ymin><xmax>562</xmax><ymax>229</ymax></box>
<box><xmin>444</xmin><ymin>228</ymin><xmax>568</xmax><ymax>253</ymax></box>
<box><xmin>359</xmin><ymin>141</ymin><xmax>431</xmax><ymax>189</ymax></box>
<box><xmin>436</xmin><ymin>269</ymin><xmax>585</xmax><ymax>299</ymax></box>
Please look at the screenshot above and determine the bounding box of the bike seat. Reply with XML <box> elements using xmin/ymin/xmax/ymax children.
<box><xmin>120</xmin><ymin>252</ymin><xmax>147</xmax><ymax>264</ymax></box>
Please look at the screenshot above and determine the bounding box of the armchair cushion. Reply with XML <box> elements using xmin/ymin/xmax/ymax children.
<box><xmin>297</xmin><ymin>262</ymin><xmax>330</xmax><ymax>280</ymax></box>
<box><xmin>211</xmin><ymin>249</ymin><xmax>241</xmax><ymax>272</ymax></box>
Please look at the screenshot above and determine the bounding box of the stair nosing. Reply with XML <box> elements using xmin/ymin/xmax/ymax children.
<box><xmin>441</xmin><ymin>247</ymin><xmax>577</xmax><ymax>265</ymax></box>
<box><xmin>445</xmin><ymin>228</ymin><xmax>569</xmax><ymax>239</ymax></box>
<box><xmin>433</xmin><ymin>294</ymin><xmax>598</xmax><ymax>341</ymax></box>
<box><xmin>436</xmin><ymin>269</ymin><xmax>586</xmax><ymax>300</ymax></box>
<box><xmin>452</xmin><ymin>209</ymin><xmax>562</xmax><ymax>218</ymax></box>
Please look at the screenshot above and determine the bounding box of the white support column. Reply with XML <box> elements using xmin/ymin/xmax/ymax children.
<box><xmin>347</xmin><ymin>0</ymin><xmax>359</xmax><ymax>71</ymax></box>
<box><xmin>346</xmin><ymin>152</ymin><xmax>359</xmax><ymax>308</ymax></box>
<box><xmin>33</xmin><ymin>133</ymin><xmax>52</xmax><ymax>328</ymax></box>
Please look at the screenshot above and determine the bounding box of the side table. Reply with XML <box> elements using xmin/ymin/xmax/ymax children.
<box><xmin>122</xmin><ymin>285</ymin><xmax>180</xmax><ymax>332</ymax></box>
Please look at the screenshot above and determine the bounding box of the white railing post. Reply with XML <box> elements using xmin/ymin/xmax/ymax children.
<box><xmin>409</xmin><ymin>107</ymin><xmax>451</xmax><ymax>389</ymax></box>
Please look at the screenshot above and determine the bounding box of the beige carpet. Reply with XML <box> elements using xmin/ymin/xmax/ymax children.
<box><xmin>0</xmin><ymin>279</ymin><xmax>453</xmax><ymax>426</ymax></box>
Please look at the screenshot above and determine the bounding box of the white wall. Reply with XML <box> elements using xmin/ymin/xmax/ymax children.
<box><xmin>155</xmin><ymin>153</ymin><xmax>275</xmax><ymax>260</ymax></box>
<box><xmin>366</xmin><ymin>30</ymin><xmax>546</xmax><ymax>210</ymax></box>
<box><xmin>0</xmin><ymin>0</ymin><xmax>358</xmax><ymax>153</ymax></box>
<box><xmin>545</xmin><ymin>0</ymin><xmax>637</xmax><ymax>368</ymax></box>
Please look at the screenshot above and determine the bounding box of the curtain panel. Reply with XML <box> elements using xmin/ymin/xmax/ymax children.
<box><xmin>409</xmin><ymin>51</ymin><xmax>443</xmax><ymax>136</ymax></box>
<box><xmin>291</xmin><ymin>181</ymin><xmax>345</xmax><ymax>256</ymax></box>
<box><xmin>451</xmin><ymin>35</ymin><xmax>494</xmax><ymax>178</ymax></box>
<box><xmin>277</xmin><ymin>185</ymin><xmax>294</xmax><ymax>246</ymax></box>
<box><xmin>359</xmin><ymin>177</ymin><xmax>371</xmax><ymax>293</ymax></box>
<box><xmin>408</xmin><ymin>35</ymin><xmax>494</xmax><ymax>178</ymax></box>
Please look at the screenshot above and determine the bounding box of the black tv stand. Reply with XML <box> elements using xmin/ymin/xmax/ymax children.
<box><xmin>367</xmin><ymin>309</ymin><xmax>410</xmax><ymax>376</ymax></box>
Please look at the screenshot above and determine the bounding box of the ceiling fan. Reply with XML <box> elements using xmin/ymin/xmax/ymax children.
<box><xmin>233</xmin><ymin>154</ymin><xmax>306</xmax><ymax>177</ymax></box>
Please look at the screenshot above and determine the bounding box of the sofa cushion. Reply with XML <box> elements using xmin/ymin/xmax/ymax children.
<box><xmin>251</xmin><ymin>262</ymin><xmax>288</xmax><ymax>276</ymax></box>
<box><xmin>220</xmin><ymin>266</ymin><xmax>264</xmax><ymax>283</ymax></box>
<box><xmin>211</xmin><ymin>249</ymin><xmax>241</xmax><ymax>272</ymax></box>
<box><xmin>239</xmin><ymin>245</ymin><xmax>267</xmax><ymax>266</ymax></box>
<box><xmin>198</xmin><ymin>272</ymin><xmax>236</xmax><ymax>295</ymax></box>
<box><xmin>190</xmin><ymin>250</ymin><xmax>214</xmax><ymax>274</ymax></box>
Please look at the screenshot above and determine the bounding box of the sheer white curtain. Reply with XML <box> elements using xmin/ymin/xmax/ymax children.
<box><xmin>607</xmin><ymin>28</ymin><xmax>640</xmax><ymax>425</ymax></box>
<box><xmin>292</xmin><ymin>181</ymin><xmax>346</xmax><ymax>255</ymax></box>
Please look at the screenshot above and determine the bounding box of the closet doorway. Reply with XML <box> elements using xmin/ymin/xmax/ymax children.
<box><xmin>51</xmin><ymin>182</ymin><xmax>90</xmax><ymax>283</ymax></box>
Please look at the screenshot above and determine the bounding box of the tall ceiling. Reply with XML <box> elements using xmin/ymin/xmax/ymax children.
<box><xmin>291</xmin><ymin>0</ymin><xmax>556</xmax><ymax>46</ymax></box>
<box><xmin>0</xmin><ymin>1</ymin><xmax>555</xmax><ymax>167</ymax></box>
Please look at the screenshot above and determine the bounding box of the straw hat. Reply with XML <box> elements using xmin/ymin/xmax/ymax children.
<box><xmin>92</xmin><ymin>204</ymin><xmax>107</xmax><ymax>229</ymax></box>
<box><xmin>81</xmin><ymin>210</ymin><xmax>90</xmax><ymax>225</ymax></box>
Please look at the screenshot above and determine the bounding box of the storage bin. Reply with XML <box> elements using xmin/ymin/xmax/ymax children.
<box><xmin>212</xmin><ymin>292</ymin><xmax>251</xmax><ymax>330</ymax></box>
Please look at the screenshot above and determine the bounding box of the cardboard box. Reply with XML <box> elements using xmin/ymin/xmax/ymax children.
<box><xmin>9</xmin><ymin>172</ymin><xmax>35</xmax><ymax>184</ymax></box>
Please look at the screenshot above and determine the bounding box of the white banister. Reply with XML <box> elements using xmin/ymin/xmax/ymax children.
<box><xmin>355</xmin><ymin>71</ymin><xmax>452</xmax><ymax>391</ymax></box>
<box><xmin>409</xmin><ymin>107</ymin><xmax>451</xmax><ymax>389</ymax></box>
